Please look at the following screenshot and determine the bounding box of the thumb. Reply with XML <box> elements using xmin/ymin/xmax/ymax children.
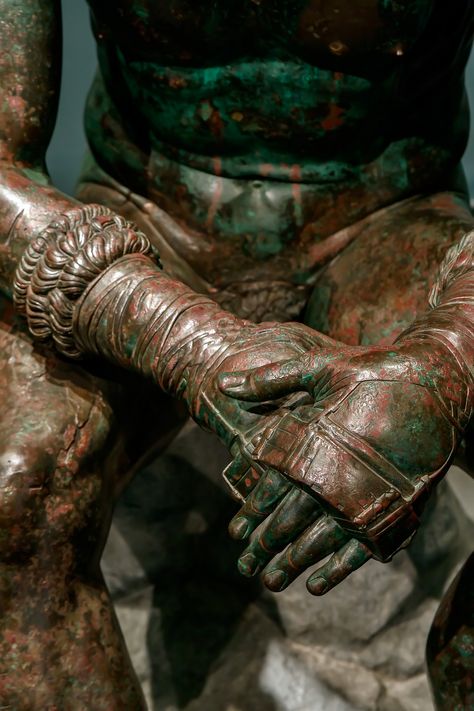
<box><xmin>219</xmin><ymin>351</ymin><xmax>333</xmax><ymax>401</ymax></box>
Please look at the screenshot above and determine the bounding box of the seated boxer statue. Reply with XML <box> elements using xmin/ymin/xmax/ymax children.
<box><xmin>0</xmin><ymin>0</ymin><xmax>473</xmax><ymax>708</ymax></box>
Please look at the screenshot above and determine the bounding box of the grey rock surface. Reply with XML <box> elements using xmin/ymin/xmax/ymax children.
<box><xmin>102</xmin><ymin>422</ymin><xmax>474</xmax><ymax>711</ymax></box>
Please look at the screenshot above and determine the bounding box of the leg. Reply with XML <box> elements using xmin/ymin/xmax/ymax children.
<box><xmin>0</xmin><ymin>297</ymin><xmax>184</xmax><ymax>709</ymax></box>
<box><xmin>305</xmin><ymin>192</ymin><xmax>474</xmax><ymax>345</ymax></box>
<box><xmin>426</xmin><ymin>553</ymin><xmax>474</xmax><ymax>710</ymax></box>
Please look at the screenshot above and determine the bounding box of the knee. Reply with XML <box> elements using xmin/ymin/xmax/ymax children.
<box><xmin>0</xmin><ymin>446</ymin><xmax>53</xmax><ymax>558</ymax></box>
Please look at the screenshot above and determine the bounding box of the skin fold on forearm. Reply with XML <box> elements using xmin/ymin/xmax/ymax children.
<box><xmin>0</xmin><ymin>166</ymin><xmax>79</xmax><ymax>296</ymax></box>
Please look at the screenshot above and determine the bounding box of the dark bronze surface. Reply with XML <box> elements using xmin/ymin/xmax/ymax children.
<box><xmin>0</xmin><ymin>0</ymin><xmax>473</xmax><ymax>707</ymax></box>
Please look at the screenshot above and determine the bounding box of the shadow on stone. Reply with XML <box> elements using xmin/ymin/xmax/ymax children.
<box><xmin>112</xmin><ymin>445</ymin><xmax>278</xmax><ymax>708</ymax></box>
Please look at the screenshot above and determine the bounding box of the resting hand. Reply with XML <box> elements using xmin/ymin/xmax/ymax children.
<box><xmin>220</xmin><ymin>338</ymin><xmax>471</xmax><ymax>594</ymax></box>
<box><xmin>177</xmin><ymin>321</ymin><xmax>335</xmax><ymax>448</ymax></box>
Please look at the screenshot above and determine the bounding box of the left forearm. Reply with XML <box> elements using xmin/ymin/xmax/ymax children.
<box><xmin>398</xmin><ymin>231</ymin><xmax>474</xmax><ymax>425</ymax></box>
<box><xmin>73</xmin><ymin>253</ymin><xmax>241</xmax><ymax>414</ymax></box>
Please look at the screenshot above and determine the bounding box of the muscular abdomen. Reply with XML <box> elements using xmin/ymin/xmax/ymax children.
<box><xmin>82</xmin><ymin>0</ymin><xmax>474</xmax><ymax>295</ymax></box>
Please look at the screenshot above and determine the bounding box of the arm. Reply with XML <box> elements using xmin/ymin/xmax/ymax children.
<box><xmin>0</xmin><ymin>1</ymin><xmax>325</xmax><ymax>445</ymax></box>
<box><xmin>0</xmin><ymin>0</ymin><xmax>79</xmax><ymax>296</ymax></box>
<box><xmin>219</xmin><ymin>232</ymin><xmax>474</xmax><ymax>593</ymax></box>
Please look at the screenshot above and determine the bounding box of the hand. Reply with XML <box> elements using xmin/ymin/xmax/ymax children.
<box><xmin>70</xmin><ymin>249</ymin><xmax>335</xmax><ymax>448</ymax></box>
<box><xmin>179</xmin><ymin>319</ymin><xmax>336</xmax><ymax>449</ymax></box>
<box><xmin>220</xmin><ymin>338</ymin><xmax>472</xmax><ymax>594</ymax></box>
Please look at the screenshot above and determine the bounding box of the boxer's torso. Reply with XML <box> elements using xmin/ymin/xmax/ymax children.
<box><xmin>83</xmin><ymin>1</ymin><xmax>473</xmax><ymax>306</ymax></box>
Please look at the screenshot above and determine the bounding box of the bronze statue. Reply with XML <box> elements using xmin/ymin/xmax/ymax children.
<box><xmin>0</xmin><ymin>0</ymin><xmax>472</xmax><ymax>707</ymax></box>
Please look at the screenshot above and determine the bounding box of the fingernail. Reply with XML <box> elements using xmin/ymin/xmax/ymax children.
<box><xmin>264</xmin><ymin>570</ymin><xmax>288</xmax><ymax>592</ymax></box>
<box><xmin>238</xmin><ymin>552</ymin><xmax>259</xmax><ymax>577</ymax></box>
<box><xmin>219</xmin><ymin>374</ymin><xmax>245</xmax><ymax>391</ymax></box>
<box><xmin>229</xmin><ymin>517</ymin><xmax>250</xmax><ymax>540</ymax></box>
<box><xmin>308</xmin><ymin>576</ymin><xmax>329</xmax><ymax>595</ymax></box>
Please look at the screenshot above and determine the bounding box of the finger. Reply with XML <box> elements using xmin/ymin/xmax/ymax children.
<box><xmin>228</xmin><ymin>468</ymin><xmax>292</xmax><ymax>541</ymax></box>
<box><xmin>306</xmin><ymin>538</ymin><xmax>372</xmax><ymax>596</ymax></box>
<box><xmin>262</xmin><ymin>515</ymin><xmax>349</xmax><ymax>592</ymax></box>
<box><xmin>219</xmin><ymin>358</ymin><xmax>306</xmax><ymax>401</ymax></box>
<box><xmin>237</xmin><ymin>487</ymin><xmax>321</xmax><ymax>577</ymax></box>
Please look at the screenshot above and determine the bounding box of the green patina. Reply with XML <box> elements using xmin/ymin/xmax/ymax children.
<box><xmin>83</xmin><ymin>0</ymin><xmax>468</xmax><ymax>255</ymax></box>
<box><xmin>124</xmin><ymin>333</ymin><xmax>138</xmax><ymax>358</ymax></box>
<box><xmin>0</xmin><ymin>3</ymin><xmax>473</xmax><ymax>705</ymax></box>
<box><xmin>22</xmin><ymin>168</ymin><xmax>50</xmax><ymax>186</ymax></box>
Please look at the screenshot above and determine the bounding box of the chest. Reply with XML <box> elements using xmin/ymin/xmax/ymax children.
<box><xmin>89</xmin><ymin>0</ymin><xmax>434</xmax><ymax>65</ymax></box>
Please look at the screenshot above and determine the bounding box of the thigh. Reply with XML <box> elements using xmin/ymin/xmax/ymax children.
<box><xmin>0</xmin><ymin>301</ymin><xmax>117</xmax><ymax>565</ymax></box>
<box><xmin>305</xmin><ymin>193</ymin><xmax>474</xmax><ymax>345</ymax></box>
<box><xmin>0</xmin><ymin>297</ymin><xmax>184</xmax><ymax>708</ymax></box>
<box><xmin>0</xmin><ymin>296</ymin><xmax>184</xmax><ymax>567</ymax></box>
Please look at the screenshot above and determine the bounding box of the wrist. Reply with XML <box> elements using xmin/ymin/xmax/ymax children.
<box><xmin>396</xmin><ymin>234</ymin><xmax>474</xmax><ymax>429</ymax></box>
<box><xmin>74</xmin><ymin>253</ymin><xmax>242</xmax><ymax>407</ymax></box>
<box><xmin>13</xmin><ymin>204</ymin><xmax>156</xmax><ymax>358</ymax></box>
<box><xmin>424</xmin><ymin>230</ymin><xmax>474</xmax><ymax>375</ymax></box>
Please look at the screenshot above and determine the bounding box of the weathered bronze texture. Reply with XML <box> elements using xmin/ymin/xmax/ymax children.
<box><xmin>427</xmin><ymin>552</ymin><xmax>474</xmax><ymax>709</ymax></box>
<box><xmin>0</xmin><ymin>0</ymin><xmax>473</xmax><ymax>708</ymax></box>
<box><xmin>14</xmin><ymin>204</ymin><xmax>157</xmax><ymax>357</ymax></box>
<box><xmin>220</xmin><ymin>263</ymin><xmax>474</xmax><ymax>572</ymax></box>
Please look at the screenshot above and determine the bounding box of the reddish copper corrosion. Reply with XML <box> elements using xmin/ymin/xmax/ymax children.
<box><xmin>0</xmin><ymin>0</ymin><xmax>473</xmax><ymax>707</ymax></box>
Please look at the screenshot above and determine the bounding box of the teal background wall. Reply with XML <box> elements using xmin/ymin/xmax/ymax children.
<box><xmin>47</xmin><ymin>2</ymin><xmax>96</xmax><ymax>195</ymax></box>
<box><xmin>465</xmin><ymin>60</ymin><xmax>474</xmax><ymax>197</ymax></box>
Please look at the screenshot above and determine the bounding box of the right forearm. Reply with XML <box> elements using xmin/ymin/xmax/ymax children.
<box><xmin>0</xmin><ymin>0</ymin><xmax>241</xmax><ymax>421</ymax></box>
